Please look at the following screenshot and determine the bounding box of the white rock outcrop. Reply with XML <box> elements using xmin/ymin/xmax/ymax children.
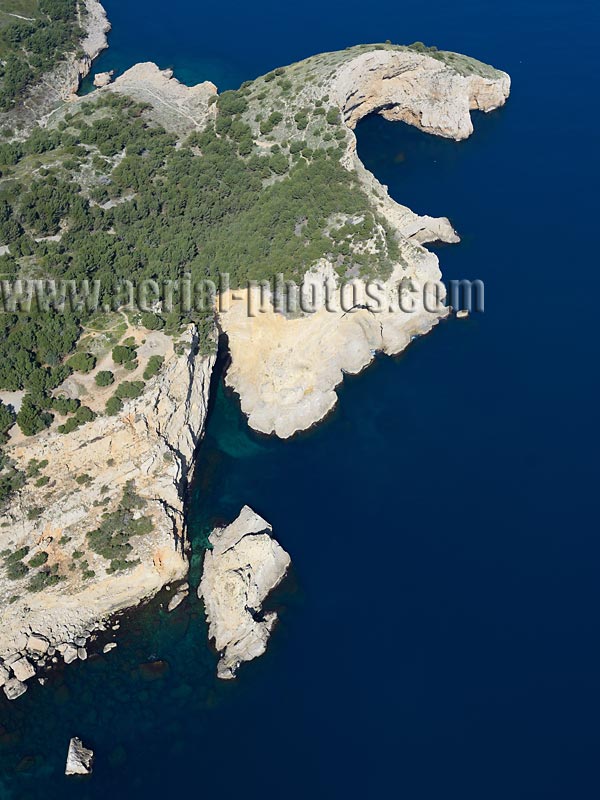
<box><xmin>199</xmin><ymin>506</ymin><xmax>291</xmax><ymax>680</ymax></box>
<box><xmin>167</xmin><ymin>583</ymin><xmax>189</xmax><ymax>612</ymax></box>
<box><xmin>65</xmin><ymin>737</ymin><xmax>94</xmax><ymax>776</ymax></box>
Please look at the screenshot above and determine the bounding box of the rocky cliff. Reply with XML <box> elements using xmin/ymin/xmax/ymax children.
<box><xmin>0</xmin><ymin>327</ymin><xmax>214</xmax><ymax>699</ymax></box>
<box><xmin>199</xmin><ymin>506</ymin><xmax>291</xmax><ymax>680</ymax></box>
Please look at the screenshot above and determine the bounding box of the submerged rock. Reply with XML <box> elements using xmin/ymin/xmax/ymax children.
<box><xmin>65</xmin><ymin>737</ymin><xmax>94</xmax><ymax>776</ymax></box>
<box><xmin>139</xmin><ymin>660</ymin><xmax>170</xmax><ymax>681</ymax></box>
<box><xmin>199</xmin><ymin>506</ymin><xmax>291</xmax><ymax>680</ymax></box>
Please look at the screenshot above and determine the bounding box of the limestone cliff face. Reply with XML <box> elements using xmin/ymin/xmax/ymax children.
<box><xmin>0</xmin><ymin>0</ymin><xmax>110</xmax><ymax>134</ymax></box>
<box><xmin>0</xmin><ymin>327</ymin><xmax>214</xmax><ymax>680</ymax></box>
<box><xmin>218</xmin><ymin>47</ymin><xmax>510</xmax><ymax>438</ymax></box>
<box><xmin>199</xmin><ymin>506</ymin><xmax>291</xmax><ymax>680</ymax></box>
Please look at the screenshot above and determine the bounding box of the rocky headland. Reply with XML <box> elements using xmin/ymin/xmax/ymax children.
<box><xmin>217</xmin><ymin>46</ymin><xmax>510</xmax><ymax>437</ymax></box>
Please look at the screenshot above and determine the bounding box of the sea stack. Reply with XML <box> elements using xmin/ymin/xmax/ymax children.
<box><xmin>199</xmin><ymin>506</ymin><xmax>291</xmax><ymax>679</ymax></box>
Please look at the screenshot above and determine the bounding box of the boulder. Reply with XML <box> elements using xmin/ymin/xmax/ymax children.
<box><xmin>0</xmin><ymin>665</ymin><xmax>9</xmax><ymax>687</ymax></box>
<box><xmin>26</xmin><ymin>634</ymin><xmax>49</xmax><ymax>655</ymax></box>
<box><xmin>62</xmin><ymin>645</ymin><xmax>78</xmax><ymax>665</ymax></box>
<box><xmin>65</xmin><ymin>737</ymin><xmax>94</xmax><ymax>775</ymax></box>
<box><xmin>3</xmin><ymin>678</ymin><xmax>27</xmax><ymax>700</ymax></box>
<box><xmin>102</xmin><ymin>642</ymin><xmax>117</xmax><ymax>654</ymax></box>
<box><xmin>11</xmin><ymin>657</ymin><xmax>35</xmax><ymax>682</ymax></box>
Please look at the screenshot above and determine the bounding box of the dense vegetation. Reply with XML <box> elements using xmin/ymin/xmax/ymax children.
<box><xmin>0</xmin><ymin>0</ymin><xmax>82</xmax><ymax>111</ymax></box>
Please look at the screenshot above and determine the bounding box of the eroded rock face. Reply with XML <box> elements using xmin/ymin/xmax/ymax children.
<box><xmin>199</xmin><ymin>506</ymin><xmax>291</xmax><ymax>680</ymax></box>
<box><xmin>0</xmin><ymin>327</ymin><xmax>214</xmax><ymax>672</ymax></box>
<box><xmin>65</xmin><ymin>737</ymin><xmax>94</xmax><ymax>776</ymax></box>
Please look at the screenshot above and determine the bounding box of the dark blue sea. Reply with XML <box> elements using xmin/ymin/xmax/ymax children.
<box><xmin>2</xmin><ymin>0</ymin><xmax>599</xmax><ymax>797</ymax></box>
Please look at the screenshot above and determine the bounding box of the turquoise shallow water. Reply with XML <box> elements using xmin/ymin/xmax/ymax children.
<box><xmin>2</xmin><ymin>0</ymin><xmax>600</xmax><ymax>797</ymax></box>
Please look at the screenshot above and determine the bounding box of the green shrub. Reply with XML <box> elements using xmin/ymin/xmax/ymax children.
<box><xmin>6</xmin><ymin>560</ymin><xmax>28</xmax><ymax>580</ymax></box>
<box><xmin>217</xmin><ymin>90</ymin><xmax>248</xmax><ymax>116</ymax></box>
<box><xmin>28</xmin><ymin>570</ymin><xmax>62</xmax><ymax>592</ymax></box>
<box><xmin>5</xmin><ymin>546</ymin><xmax>29</xmax><ymax>564</ymax></box>
<box><xmin>112</xmin><ymin>345</ymin><xmax>136</xmax><ymax>365</ymax></box>
<box><xmin>28</xmin><ymin>551</ymin><xmax>48</xmax><ymax>568</ymax></box>
<box><xmin>143</xmin><ymin>355</ymin><xmax>164</xmax><ymax>380</ymax></box>
<box><xmin>75</xmin><ymin>405</ymin><xmax>96</xmax><ymax>424</ymax></box>
<box><xmin>67</xmin><ymin>352</ymin><xmax>96</xmax><ymax>373</ymax></box>
<box><xmin>57</xmin><ymin>404</ymin><xmax>96</xmax><ymax>434</ymax></box>
<box><xmin>26</xmin><ymin>459</ymin><xmax>48</xmax><ymax>478</ymax></box>
<box><xmin>105</xmin><ymin>396</ymin><xmax>123</xmax><ymax>416</ymax></box>
<box><xmin>52</xmin><ymin>396</ymin><xmax>80</xmax><ymax>415</ymax></box>
<box><xmin>0</xmin><ymin>401</ymin><xmax>16</xmax><ymax>443</ymax></box>
<box><xmin>95</xmin><ymin>370</ymin><xmax>114</xmax><ymax>387</ymax></box>
<box><xmin>16</xmin><ymin>396</ymin><xmax>53</xmax><ymax>436</ymax></box>
<box><xmin>115</xmin><ymin>381</ymin><xmax>145</xmax><ymax>400</ymax></box>
<box><xmin>141</xmin><ymin>312</ymin><xmax>164</xmax><ymax>330</ymax></box>
<box><xmin>86</xmin><ymin>482</ymin><xmax>153</xmax><ymax>572</ymax></box>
